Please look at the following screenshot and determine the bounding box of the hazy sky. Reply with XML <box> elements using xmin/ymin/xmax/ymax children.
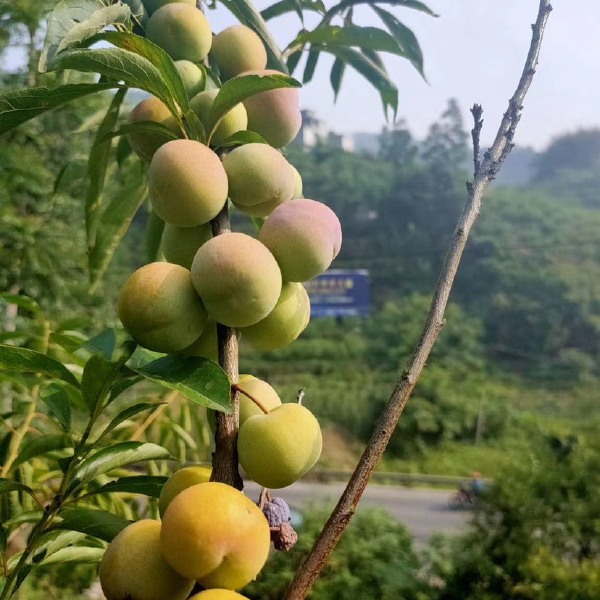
<box><xmin>5</xmin><ymin>1</ymin><xmax>597</xmax><ymax>149</ymax></box>
<box><xmin>207</xmin><ymin>0</ymin><xmax>599</xmax><ymax>149</ymax></box>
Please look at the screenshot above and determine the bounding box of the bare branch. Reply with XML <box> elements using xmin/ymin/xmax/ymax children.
<box><xmin>210</xmin><ymin>205</ymin><xmax>243</xmax><ymax>490</ymax></box>
<box><xmin>284</xmin><ymin>2</ymin><xmax>553</xmax><ymax>597</ymax></box>
<box><xmin>470</xmin><ymin>103</ymin><xmax>484</xmax><ymax>178</ymax></box>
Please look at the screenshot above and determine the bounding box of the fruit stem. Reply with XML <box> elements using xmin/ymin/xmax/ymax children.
<box><xmin>209</xmin><ymin>204</ymin><xmax>243</xmax><ymax>490</ymax></box>
<box><xmin>296</xmin><ymin>388</ymin><xmax>305</xmax><ymax>405</ymax></box>
<box><xmin>232</xmin><ymin>384</ymin><xmax>270</xmax><ymax>414</ymax></box>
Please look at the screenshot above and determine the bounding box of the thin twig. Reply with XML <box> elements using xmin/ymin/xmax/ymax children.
<box><xmin>284</xmin><ymin>2</ymin><xmax>553</xmax><ymax>597</ymax></box>
<box><xmin>232</xmin><ymin>384</ymin><xmax>270</xmax><ymax>414</ymax></box>
<box><xmin>209</xmin><ymin>205</ymin><xmax>243</xmax><ymax>490</ymax></box>
<box><xmin>470</xmin><ymin>104</ymin><xmax>484</xmax><ymax>178</ymax></box>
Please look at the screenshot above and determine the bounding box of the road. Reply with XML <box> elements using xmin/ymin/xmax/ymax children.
<box><xmin>245</xmin><ymin>481</ymin><xmax>471</xmax><ymax>544</ymax></box>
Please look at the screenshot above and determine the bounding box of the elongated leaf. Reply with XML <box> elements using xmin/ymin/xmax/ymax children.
<box><xmin>0</xmin><ymin>83</ymin><xmax>117</xmax><ymax>135</ymax></box>
<box><xmin>86</xmin><ymin>88</ymin><xmax>127</xmax><ymax>245</ymax></box>
<box><xmin>88</xmin><ymin>160</ymin><xmax>148</xmax><ymax>292</ymax></box>
<box><xmin>262</xmin><ymin>0</ymin><xmax>325</xmax><ymax>20</ymax></box>
<box><xmin>88</xmin><ymin>475</ymin><xmax>167</xmax><ymax>498</ymax></box>
<box><xmin>220</xmin><ymin>0</ymin><xmax>286</xmax><ymax>71</ymax></box>
<box><xmin>286</xmin><ymin>47</ymin><xmax>304</xmax><ymax>76</ymax></box>
<box><xmin>82</xmin><ymin>329</ymin><xmax>118</xmax><ymax>360</ymax></box>
<box><xmin>98</xmin><ymin>402</ymin><xmax>161</xmax><ymax>439</ymax></box>
<box><xmin>297</xmin><ymin>25</ymin><xmax>405</xmax><ymax>56</ymax></box>
<box><xmin>68</xmin><ymin>442</ymin><xmax>172</xmax><ymax>492</ymax></box>
<box><xmin>330</xmin><ymin>56</ymin><xmax>346</xmax><ymax>100</ymax></box>
<box><xmin>92</xmin><ymin>31</ymin><xmax>189</xmax><ymax>114</ymax></box>
<box><xmin>325</xmin><ymin>0</ymin><xmax>437</xmax><ymax>19</ymax></box>
<box><xmin>0</xmin><ymin>345</ymin><xmax>79</xmax><ymax>388</ymax></box>
<box><xmin>97</xmin><ymin>120</ymin><xmax>179</xmax><ymax>146</ymax></box>
<box><xmin>215</xmin><ymin>130</ymin><xmax>269</xmax><ymax>150</ymax></box>
<box><xmin>116</xmin><ymin>134</ymin><xmax>132</xmax><ymax>168</ymax></box>
<box><xmin>303</xmin><ymin>47</ymin><xmax>320</xmax><ymax>84</ymax></box>
<box><xmin>0</xmin><ymin>294</ymin><xmax>40</xmax><ymax>315</ymax></box>
<box><xmin>207</xmin><ymin>73</ymin><xmax>300</xmax><ymax>143</ymax></box>
<box><xmin>41</xmin><ymin>546</ymin><xmax>105</xmax><ymax>565</ymax></box>
<box><xmin>323</xmin><ymin>46</ymin><xmax>398</xmax><ymax>117</ymax></box>
<box><xmin>0</xmin><ymin>479</ymin><xmax>36</xmax><ymax>498</ymax></box>
<box><xmin>52</xmin><ymin>47</ymin><xmax>179</xmax><ymax>117</ymax></box>
<box><xmin>108</xmin><ymin>375</ymin><xmax>143</xmax><ymax>403</ymax></box>
<box><xmin>12</xmin><ymin>434</ymin><xmax>73</xmax><ymax>470</ymax></box>
<box><xmin>0</xmin><ymin>522</ymin><xmax>7</xmax><ymax>554</ymax></box>
<box><xmin>40</xmin><ymin>0</ymin><xmax>131</xmax><ymax>72</ymax></box>
<box><xmin>145</xmin><ymin>210</ymin><xmax>165</xmax><ymax>263</ymax></box>
<box><xmin>56</xmin><ymin>508</ymin><xmax>130</xmax><ymax>542</ymax></box>
<box><xmin>131</xmin><ymin>356</ymin><xmax>232</xmax><ymax>412</ymax></box>
<box><xmin>41</xmin><ymin>384</ymin><xmax>72</xmax><ymax>431</ymax></box>
<box><xmin>372</xmin><ymin>6</ymin><xmax>425</xmax><ymax>76</ymax></box>
<box><xmin>33</xmin><ymin>530</ymin><xmax>86</xmax><ymax>564</ymax></box>
<box><xmin>121</xmin><ymin>0</ymin><xmax>148</xmax><ymax>27</ymax></box>
<box><xmin>182</xmin><ymin>109</ymin><xmax>206</xmax><ymax>143</ymax></box>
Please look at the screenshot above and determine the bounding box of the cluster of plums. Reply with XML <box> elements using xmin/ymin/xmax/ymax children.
<box><xmin>105</xmin><ymin>0</ymin><xmax>341</xmax><ymax>596</ymax></box>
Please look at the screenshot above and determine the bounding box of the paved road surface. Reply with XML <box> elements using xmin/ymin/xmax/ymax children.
<box><xmin>245</xmin><ymin>481</ymin><xmax>471</xmax><ymax>544</ymax></box>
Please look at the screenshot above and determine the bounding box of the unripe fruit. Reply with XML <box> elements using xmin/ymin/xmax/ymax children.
<box><xmin>174</xmin><ymin>60</ymin><xmax>205</xmax><ymax>97</ymax></box>
<box><xmin>191</xmin><ymin>232</ymin><xmax>282</xmax><ymax>327</ymax></box>
<box><xmin>190</xmin><ymin>591</ymin><xmax>250</xmax><ymax>600</ymax></box>
<box><xmin>127</xmin><ymin>97</ymin><xmax>179</xmax><ymax>162</ymax></box>
<box><xmin>146</xmin><ymin>4</ymin><xmax>212</xmax><ymax>62</ymax></box>
<box><xmin>242</xmin><ymin>69</ymin><xmax>302</xmax><ymax>148</ymax></box>
<box><xmin>117</xmin><ymin>262</ymin><xmax>208</xmax><ymax>353</ymax></box>
<box><xmin>238</xmin><ymin>403</ymin><xmax>322</xmax><ymax>489</ymax></box>
<box><xmin>159</xmin><ymin>465</ymin><xmax>212</xmax><ymax>517</ymax></box>
<box><xmin>190</xmin><ymin>89</ymin><xmax>248</xmax><ymax>147</ymax></box>
<box><xmin>223</xmin><ymin>143</ymin><xmax>295</xmax><ymax>217</ymax></box>
<box><xmin>149</xmin><ymin>139</ymin><xmax>228</xmax><ymax>227</ymax></box>
<box><xmin>291</xmin><ymin>165</ymin><xmax>303</xmax><ymax>198</ymax></box>
<box><xmin>240</xmin><ymin>282</ymin><xmax>310</xmax><ymax>350</ymax></box>
<box><xmin>142</xmin><ymin>0</ymin><xmax>195</xmax><ymax>15</ymax></box>
<box><xmin>161</xmin><ymin>482</ymin><xmax>271</xmax><ymax>589</ymax></box>
<box><xmin>211</xmin><ymin>25</ymin><xmax>267</xmax><ymax>80</ymax></box>
<box><xmin>180</xmin><ymin>319</ymin><xmax>219</xmax><ymax>361</ymax></box>
<box><xmin>162</xmin><ymin>223</ymin><xmax>212</xmax><ymax>270</ymax></box>
<box><xmin>259</xmin><ymin>199</ymin><xmax>342</xmax><ymax>282</ymax></box>
<box><xmin>99</xmin><ymin>520</ymin><xmax>193</xmax><ymax>600</ymax></box>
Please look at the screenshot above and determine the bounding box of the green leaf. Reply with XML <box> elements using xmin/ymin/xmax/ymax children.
<box><xmin>82</xmin><ymin>329</ymin><xmax>118</xmax><ymax>360</ymax></box>
<box><xmin>88</xmin><ymin>159</ymin><xmax>148</xmax><ymax>292</ymax></box>
<box><xmin>40</xmin><ymin>0</ymin><xmax>131</xmax><ymax>72</ymax></box>
<box><xmin>214</xmin><ymin>130</ymin><xmax>269</xmax><ymax>150</ymax></box>
<box><xmin>92</xmin><ymin>31</ymin><xmax>189</xmax><ymax>114</ymax></box>
<box><xmin>145</xmin><ymin>210</ymin><xmax>165</xmax><ymax>263</ymax></box>
<box><xmin>182</xmin><ymin>109</ymin><xmax>206</xmax><ymax>143</ymax></box>
<box><xmin>98</xmin><ymin>402</ymin><xmax>161</xmax><ymax>440</ymax></box>
<box><xmin>330</xmin><ymin>56</ymin><xmax>346</xmax><ymax>100</ymax></box>
<box><xmin>325</xmin><ymin>0</ymin><xmax>437</xmax><ymax>19</ymax></box>
<box><xmin>86</xmin><ymin>88</ymin><xmax>127</xmax><ymax>245</ymax></box>
<box><xmin>323</xmin><ymin>46</ymin><xmax>398</xmax><ymax>118</ymax></box>
<box><xmin>97</xmin><ymin>120</ymin><xmax>180</xmax><ymax>146</ymax></box>
<box><xmin>0</xmin><ymin>479</ymin><xmax>36</xmax><ymax>498</ymax></box>
<box><xmin>56</xmin><ymin>508</ymin><xmax>130</xmax><ymax>542</ymax></box>
<box><xmin>303</xmin><ymin>47</ymin><xmax>320</xmax><ymax>84</ymax></box>
<box><xmin>33</xmin><ymin>530</ymin><xmax>86</xmax><ymax>564</ymax></box>
<box><xmin>0</xmin><ymin>83</ymin><xmax>117</xmax><ymax>135</ymax></box>
<box><xmin>130</xmin><ymin>356</ymin><xmax>232</xmax><ymax>412</ymax></box>
<box><xmin>12</xmin><ymin>434</ymin><xmax>73</xmax><ymax>470</ymax></box>
<box><xmin>261</xmin><ymin>0</ymin><xmax>325</xmax><ymax>20</ymax></box>
<box><xmin>0</xmin><ymin>522</ymin><xmax>7</xmax><ymax>554</ymax></box>
<box><xmin>52</xmin><ymin>47</ymin><xmax>179</xmax><ymax>117</ymax></box>
<box><xmin>41</xmin><ymin>546</ymin><xmax>105</xmax><ymax>565</ymax></box>
<box><xmin>116</xmin><ymin>134</ymin><xmax>133</xmax><ymax>168</ymax></box>
<box><xmin>207</xmin><ymin>73</ymin><xmax>301</xmax><ymax>143</ymax></box>
<box><xmin>0</xmin><ymin>294</ymin><xmax>41</xmax><ymax>315</ymax></box>
<box><xmin>87</xmin><ymin>475</ymin><xmax>168</xmax><ymax>498</ymax></box>
<box><xmin>41</xmin><ymin>384</ymin><xmax>72</xmax><ymax>431</ymax></box>
<box><xmin>297</xmin><ymin>25</ymin><xmax>406</xmax><ymax>56</ymax></box>
<box><xmin>68</xmin><ymin>442</ymin><xmax>172</xmax><ymax>492</ymax></box>
<box><xmin>286</xmin><ymin>48</ymin><xmax>304</xmax><ymax>75</ymax></box>
<box><xmin>372</xmin><ymin>5</ymin><xmax>425</xmax><ymax>76</ymax></box>
<box><xmin>0</xmin><ymin>345</ymin><xmax>80</xmax><ymax>388</ymax></box>
<box><xmin>107</xmin><ymin>375</ymin><xmax>144</xmax><ymax>403</ymax></box>
<box><xmin>220</xmin><ymin>0</ymin><xmax>286</xmax><ymax>71</ymax></box>
<box><xmin>121</xmin><ymin>0</ymin><xmax>148</xmax><ymax>27</ymax></box>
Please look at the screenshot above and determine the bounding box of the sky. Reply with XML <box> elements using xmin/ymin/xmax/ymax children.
<box><xmin>5</xmin><ymin>1</ymin><xmax>599</xmax><ymax>150</ymax></box>
<box><xmin>206</xmin><ymin>0</ymin><xmax>599</xmax><ymax>150</ymax></box>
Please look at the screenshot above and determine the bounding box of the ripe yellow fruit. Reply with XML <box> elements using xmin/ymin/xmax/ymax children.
<box><xmin>211</xmin><ymin>25</ymin><xmax>267</xmax><ymax>80</ymax></box>
<box><xmin>191</xmin><ymin>232</ymin><xmax>282</xmax><ymax>327</ymax></box>
<box><xmin>161</xmin><ymin>482</ymin><xmax>271</xmax><ymax>589</ymax></box>
<box><xmin>99</xmin><ymin>520</ymin><xmax>193</xmax><ymax>600</ymax></box>
<box><xmin>190</xmin><ymin>88</ymin><xmax>248</xmax><ymax>147</ymax></box>
<box><xmin>238</xmin><ymin>403</ymin><xmax>322</xmax><ymax>489</ymax></box>
<box><xmin>146</xmin><ymin>4</ymin><xmax>212</xmax><ymax>62</ymax></box>
<box><xmin>127</xmin><ymin>97</ymin><xmax>179</xmax><ymax>162</ymax></box>
<box><xmin>158</xmin><ymin>465</ymin><xmax>212</xmax><ymax>517</ymax></box>
<box><xmin>117</xmin><ymin>262</ymin><xmax>208</xmax><ymax>353</ymax></box>
<box><xmin>240</xmin><ymin>282</ymin><xmax>310</xmax><ymax>351</ymax></box>
<box><xmin>149</xmin><ymin>139</ymin><xmax>228</xmax><ymax>227</ymax></box>
<box><xmin>189</xmin><ymin>590</ymin><xmax>250</xmax><ymax>600</ymax></box>
<box><xmin>223</xmin><ymin>143</ymin><xmax>295</xmax><ymax>217</ymax></box>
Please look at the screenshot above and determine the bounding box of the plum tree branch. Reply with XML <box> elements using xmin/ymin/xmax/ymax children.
<box><xmin>284</xmin><ymin>1</ymin><xmax>553</xmax><ymax>597</ymax></box>
<box><xmin>210</xmin><ymin>205</ymin><xmax>243</xmax><ymax>490</ymax></box>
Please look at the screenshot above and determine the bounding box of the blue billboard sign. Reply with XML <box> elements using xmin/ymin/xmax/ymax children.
<box><xmin>305</xmin><ymin>269</ymin><xmax>370</xmax><ymax>318</ymax></box>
